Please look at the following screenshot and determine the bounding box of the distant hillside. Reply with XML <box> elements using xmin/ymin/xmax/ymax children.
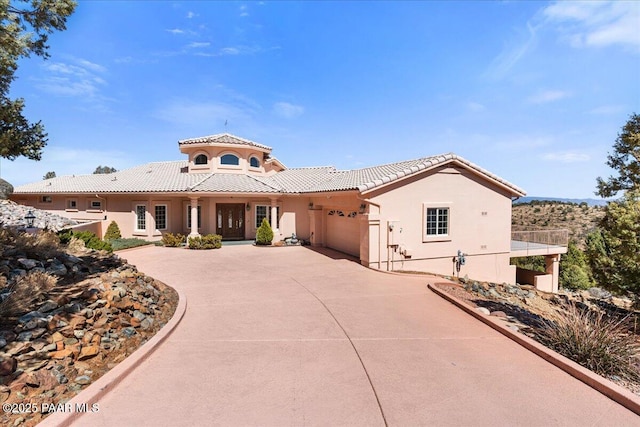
<box><xmin>512</xmin><ymin>202</ymin><xmax>604</xmax><ymax>249</ymax></box>
<box><xmin>514</xmin><ymin>196</ymin><xmax>611</xmax><ymax>207</ymax></box>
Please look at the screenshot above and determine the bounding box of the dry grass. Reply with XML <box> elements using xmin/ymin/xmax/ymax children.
<box><xmin>0</xmin><ymin>228</ymin><xmax>61</xmax><ymax>259</ymax></box>
<box><xmin>536</xmin><ymin>303</ymin><xmax>640</xmax><ymax>382</ymax></box>
<box><xmin>0</xmin><ymin>271</ymin><xmax>57</xmax><ymax>317</ymax></box>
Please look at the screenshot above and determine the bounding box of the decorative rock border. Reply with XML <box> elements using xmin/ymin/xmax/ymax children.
<box><xmin>37</xmin><ymin>289</ymin><xmax>187</xmax><ymax>427</ymax></box>
<box><xmin>428</xmin><ymin>283</ymin><xmax>640</xmax><ymax>416</ymax></box>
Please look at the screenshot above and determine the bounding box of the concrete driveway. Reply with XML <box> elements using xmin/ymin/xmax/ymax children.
<box><xmin>79</xmin><ymin>245</ymin><xmax>637</xmax><ymax>426</ymax></box>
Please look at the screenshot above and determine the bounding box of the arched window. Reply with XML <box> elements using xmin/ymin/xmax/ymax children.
<box><xmin>194</xmin><ymin>154</ymin><xmax>208</xmax><ymax>165</ymax></box>
<box><xmin>249</xmin><ymin>157</ymin><xmax>260</xmax><ymax>168</ymax></box>
<box><xmin>220</xmin><ymin>154</ymin><xmax>240</xmax><ymax>165</ymax></box>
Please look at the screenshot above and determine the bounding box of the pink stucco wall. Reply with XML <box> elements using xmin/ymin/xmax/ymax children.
<box><xmin>360</xmin><ymin>165</ymin><xmax>517</xmax><ymax>284</ymax></box>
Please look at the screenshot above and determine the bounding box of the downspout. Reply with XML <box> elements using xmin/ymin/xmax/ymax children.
<box><xmin>357</xmin><ymin>195</ymin><xmax>383</xmax><ymax>270</ymax></box>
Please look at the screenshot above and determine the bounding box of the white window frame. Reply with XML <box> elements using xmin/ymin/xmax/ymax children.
<box><xmin>218</xmin><ymin>151</ymin><xmax>242</xmax><ymax>170</ymax></box>
<box><xmin>154</xmin><ymin>204</ymin><xmax>168</xmax><ymax>231</ymax></box>
<box><xmin>255</xmin><ymin>205</ymin><xmax>280</xmax><ymax>229</ymax></box>
<box><xmin>194</xmin><ymin>154</ymin><xmax>208</xmax><ymax>165</ymax></box>
<box><xmin>422</xmin><ymin>203</ymin><xmax>451</xmax><ymax>242</ymax></box>
<box><xmin>135</xmin><ymin>204</ymin><xmax>147</xmax><ymax>233</ymax></box>
<box><xmin>249</xmin><ymin>156</ymin><xmax>261</xmax><ymax>168</ymax></box>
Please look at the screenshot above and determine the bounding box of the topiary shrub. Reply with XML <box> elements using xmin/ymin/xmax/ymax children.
<box><xmin>188</xmin><ymin>234</ymin><xmax>222</xmax><ymax>250</ymax></box>
<box><xmin>104</xmin><ymin>221</ymin><xmax>122</xmax><ymax>240</ymax></box>
<box><xmin>162</xmin><ymin>232</ymin><xmax>186</xmax><ymax>247</ymax></box>
<box><xmin>256</xmin><ymin>218</ymin><xmax>273</xmax><ymax>245</ymax></box>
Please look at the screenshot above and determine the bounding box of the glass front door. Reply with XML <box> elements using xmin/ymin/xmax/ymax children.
<box><xmin>216</xmin><ymin>203</ymin><xmax>245</xmax><ymax>240</ymax></box>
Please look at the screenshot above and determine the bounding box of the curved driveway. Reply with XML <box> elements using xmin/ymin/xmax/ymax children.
<box><xmin>82</xmin><ymin>245</ymin><xmax>637</xmax><ymax>426</ymax></box>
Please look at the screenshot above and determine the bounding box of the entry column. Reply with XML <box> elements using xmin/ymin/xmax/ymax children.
<box><xmin>189</xmin><ymin>196</ymin><xmax>200</xmax><ymax>238</ymax></box>
<box><xmin>270</xmin><ymin>199</ymin><xmax>278</xmax><ymax>231</ymax></box>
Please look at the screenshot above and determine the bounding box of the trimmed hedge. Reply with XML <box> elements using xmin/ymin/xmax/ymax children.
<box><xmin>188</xmin><ymin>234</ymin><xmax>222</xmax><ymax>250</ymax></box>
<box><xmin>162</xmin><ymin>232</ymin><xmax>186</xmax><ymax>247</ymax></box>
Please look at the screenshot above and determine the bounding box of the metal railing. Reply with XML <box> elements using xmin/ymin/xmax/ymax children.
<box><xmin>511</xmin><ymin>229</ymin><xmax>569</xmax><ymax>248</ymax></box>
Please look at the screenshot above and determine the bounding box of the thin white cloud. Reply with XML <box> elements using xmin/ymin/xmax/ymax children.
<box><xmin>588</xmin><ymin>104</ymin><xmax>625</xmax><ymax>115</ymax></box>
<box><xmin>485</xmin><ymin>1</ymin><xmax>639</xmax><ymax>79</ymax></box>
<box><xmin>273</xmin><ymin>102</ymin><xmax>304</xmax><ymax>119</ymax></box>
<box><xmin>485</xmin><ymin>20</ymin><xmax>541</xmax><ymax>79</ymax></box>
<box><xmin>166</xmin><ymin>28</ymin><xmax>185</xmax><ymax>35</ymax></box>
<box><xmin>187</xmin><ymin>42</ymin><xmax>211</xmax><ymax>49</ymax></box>
<box><xmin>541</xmin><ymin>151</ymin><xmax>590</xmax><ymax>163</ymax></box>
<box><xmin>35</xmin><ymin>58</ymin><xmax>108</xmax><ymax>99</ymax></box>
<box><xmin>527</xmin><ymin>90</ymin><xmax>571</xmax><ymax>104</ymax></box>
<box><xmin>239</xmin><ymin>5</ymin><xmax>249</xmax><ymax>17</ymax></box>
<box><xmin>466</xmin><ymin>101</ymin><xmax>486</xmax><ymax>112</ymax></box>
<box><xmin>220</xmin><ymin>47</ymin><xmax>240</xmax><ymax>55</ymax></box>
<box><xmin>186</xmin><ymin>11</ymin><xmax>196</xmax><ymax>19</ymax></box>
<box><xmin>543</xmin><ymin>1</ymin><xmax>640</xmax><ymax>51</ymax></box>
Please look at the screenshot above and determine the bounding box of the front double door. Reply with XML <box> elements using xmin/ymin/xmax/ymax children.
<box><xmin>216</xmin><ymin>203</ymin><xmax>245</xmax><ymax>240</ymax></box>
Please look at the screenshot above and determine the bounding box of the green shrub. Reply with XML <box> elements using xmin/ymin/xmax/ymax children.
<box><xmin>57</xmin><ymin>229</ymin><xmax>112</xmax><ymax>252</ymax></box>
<box><xmin>537</xmin><ymin>304</ymin><xmax>640</xmax><ymax>382</ymax></box>
<box><xmin>188</xmin><ymin>234</ymin><xmax>222</xmax><ymax>250</ymax></box>
<box><xmin>560</xmin><ymin>241</ymin><xmax>594</xmax><ymax>290</ymax></box>
<box><xmin>104</xmin><ymin>221</ymin><xmax>122</xmax><ymax>240</ymax></box>
<box><xmin>57</xmin><ymin>228</ymin><xmax>74</xmax><ymax>244</ymax></box>
<box><xmin>256</xmin><ymin>218</ymin><xmax>274</xmax><ymax>245</ymax></box>
<box><xmin>110</xmin><ymin>238</ymin><xmax>153</xmax><ymax>251</ymax></box>
<box><xmin>162</xmin><ymin>232</ymin><xmax>186</xmax><ymax>247</ymax></box>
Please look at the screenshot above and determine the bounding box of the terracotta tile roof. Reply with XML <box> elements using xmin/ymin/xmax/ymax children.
<box><xmin>190</xmin><ymin>174</ymin><xmax>280</xmax><ymax>193</ymax></box>
<box><xmin>271</xmin><ymin>153</ymin><xmax>525</xmax><ymax>196</ymax></box>
<box><xmin>13</xmin><ymin>161</ymin><xmax>207</xmax><ymax>194</ymax></box>
<box><xmin>178</xmin><ymin>133</ymin><xmax>272</xmax><ymax>151</ymax></box>
<box><xmin>13</xmin><ymin>153</ymin><xmax>525</xmax><ymax>197</ymax></box>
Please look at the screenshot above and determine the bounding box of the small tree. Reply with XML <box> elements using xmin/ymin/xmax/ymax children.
<box><xmin>586</xmin><ymin>190</ymin><xmax>640</xmax><ymax>297</ymax></box>
<box><xmin>596</xmin><ymin>113</ymin><xmax>640</xmax><ymax>198</ymax></box>
<box><xmin>104</xmin><ymin>220</ymin><xmax>122</xmax><ymax>240</ymax></box>
<box><xmin>93</xmin><ymin>165</ymin><xmax>117</xmax><ymax>174</ymax></box>
<box><xmin>256</xmin><ymin>218</ymin><xmax>274</xmax><ymax>245</ymax></box>
<box><xmin>43</xmin><ymin>171</ymin><xmax>56</xmax><ymax>180</ymax></box>
<box><xmin>559</xmin><ymin>241</ymin><xmax>594</xmax><ymax>290</ymax></box>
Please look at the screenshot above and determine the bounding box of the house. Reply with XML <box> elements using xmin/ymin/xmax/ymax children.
<box><xmin>10</xmin><ymin>133</ymin><xmax>567</xmax><ymax>289</ymax></box>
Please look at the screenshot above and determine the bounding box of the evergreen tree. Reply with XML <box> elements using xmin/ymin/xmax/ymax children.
<box><xmin>1</xmin><ymin>1</ymin><xmax>77</xmax><ymax>161</ymax></box>
<box><xmin>256</xmin><ymin>218</ymin><xmax>274</xmax><ymax>245</ymax></box>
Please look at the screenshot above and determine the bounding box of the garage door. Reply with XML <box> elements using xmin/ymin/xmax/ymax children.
<box><xmin>325</xmin><ymin>210</ymin><xmax>360</xmax><ymax>257</ymax></box>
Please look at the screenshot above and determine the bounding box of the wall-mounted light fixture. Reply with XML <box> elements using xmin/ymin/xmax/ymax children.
<box><xmin>359</xmin><ymin>203</ymin><xmax>367</xmax><ymax>214</ymax></box>
<box><xmin>246</xmin><ymin>203</ymin><xmax>251</xmax><ymax>211</ymax></box>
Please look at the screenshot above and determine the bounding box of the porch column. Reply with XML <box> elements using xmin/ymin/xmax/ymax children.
<box><xmin>545</xmin><ymin>254</ymin><xmax>561</xmax><ymax>293</ymax></box>
<box><xmin>189</xmin><ymin>196</ymin><xmax>200</xmax><ymax>238</ymax></box>
<box><xmin>270</xmin><ymin>199</ymin><xmax>278</xmax><ymax>231</ymax></box>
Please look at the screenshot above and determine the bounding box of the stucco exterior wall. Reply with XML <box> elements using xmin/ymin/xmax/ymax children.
<box><xmin>363</xmin><ymin>166</ymin><xmax>517</xmax><ymax>284</ymax></box>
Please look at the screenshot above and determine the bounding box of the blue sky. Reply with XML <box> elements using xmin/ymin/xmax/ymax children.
<box><xmin>2</xmin><ymin>1</ymin><xmax>639</xmax><ymax>198</ymax></box>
